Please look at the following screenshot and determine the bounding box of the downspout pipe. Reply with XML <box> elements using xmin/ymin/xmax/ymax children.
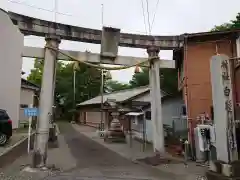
<box><xmin>236</xmin><ymin>33</ymin><xmax>240</xmax><ymax>59</ymax></box>
<box><xmin>182</xmin><ymin>34</ymin><xmax>195</xmax><ymax>160</ymax></box>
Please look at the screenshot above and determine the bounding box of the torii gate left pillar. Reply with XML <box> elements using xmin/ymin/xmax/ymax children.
<box><xmin>32</xmin><ymin>34</ymin><xmax>61</xmax><ymax>168</ymax></box>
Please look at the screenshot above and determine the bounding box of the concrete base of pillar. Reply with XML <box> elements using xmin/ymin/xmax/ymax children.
<box><xmin>22</xmin><ymin>164</ymin><xmax>60</xmax><ymax>173</ymax></box>
<box><xmin>206</xmin><ymin>171</ymin><xmax>235</xmax><ymax>180</ymax></box>
<box><xmin>31</xmin><ymin>150</ymin><xmax>47</xmax><ymax>168</ymax></box>
<box><xmin>206</xmin><ymin>160</ymin><xmax>240</xmax><ymax>180</ymax></box>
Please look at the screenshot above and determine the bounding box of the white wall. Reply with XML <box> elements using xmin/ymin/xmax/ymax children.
<box><xmin>146</xmin><ymin>119</ymin><xmax>153</xmax><ymax>142</ymax></box>
<box><xmin>0</xmin><ymin>9</ymin><xmax>24</xmax><ymax>129</ymax></box>
<box><xmin>19</xmin><ymin>88</ymin><xmax>35</xmax><ymax>123</ymax></box>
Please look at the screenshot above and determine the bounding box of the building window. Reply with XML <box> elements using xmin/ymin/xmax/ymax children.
<box><xmin>210</xmin><ymin>106</ymin><xmax>214</xmax><ymax>121</ymax></box>
<box><xmin>182</xmin><ymin>105</ymin><xmax>186</xmax><ymax>116</ymax></box>
<box><xmin>132</xmin><ymin>118</ymin><xmax>136</xmax><ymax>124</ymax></box>
<box><xmin>20</xmin><ymin>104</ymin><xmax>28</xmax><ymax>108</ymax></box>
<box><xmin>145</xmin><ymin>111</ymin><xmax>151</xmax><ymax>120</ymax></box>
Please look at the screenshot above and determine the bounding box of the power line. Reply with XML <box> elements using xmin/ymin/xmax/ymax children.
<box><xmin>54</xmin><ymin>0</ymin><xmax>58</xmax><ymax>22</ymax></box>
<box><xmin>145</xmin><ymin>0</ymin><xmax>151</xmax><ymax>34</ymax></box>
<box><xmin>8</xmin><ymin>0</ymin><xmax>72</xmax><ymax>16</ymax></box>
<box><xmin>101</xmin><ymin>4</ymin><xmax>104</xmax><ymax>26</ymax></box>
<box><xmin>150</xmin><ymin>0</ymin><xmax>160</xmax><ymax>33</ymax></box>
<box><xmin>140</xmin><ymin>0</ymin><xmax>147</xmax><ymax>35</ymax></box>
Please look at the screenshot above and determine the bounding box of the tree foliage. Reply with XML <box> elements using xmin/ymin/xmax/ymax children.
<box><xmin>105</xmin><ymin>80</ymin><xmax>130</xmax><ymax>92</ymax></box>
<box><xmin>27</xmin><ymin>59</ymin><xmax>102</xmax><ymax>118</ymax></box>
<box><xmin>211</xmin><ymin>13</ymin><xmax>240</xmax><ymax>31</ymax></box>
<box><xmin>129</xmin><ymin>68</ymin><xmax>149</xmax><ymax>87</ymax></box>
<box><xmin>28</xmin><ymin>58</ymin><xmax>178</xmax><ymax>119</ymax></box>
<box><xmin>129</xmin><ymin>67</ymin><xmax>178</xmax><ymax>94</ymax></box>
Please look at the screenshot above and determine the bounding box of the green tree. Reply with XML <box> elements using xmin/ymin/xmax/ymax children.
<box><xmin>211</xmin><ymin>13</ymin><xmax>240</xmax><ymax>31</ymax></box>
<box><xmin>129</xmin><ymin>67</ymin><xmax>149</xmax><ymax>87</ymax></box>
<box><xmin>211</xmin><ymin>23</ymin><xmax>233</xmax><ymax>32</ymax></box>
<box><xmin>27</xmin><ymin>59</ymin><xmax>102</xmax><ymax>118</ymax></box>
<box><xmin>129</xmin><ymin>67</ymin><xmax>178</xmax><ymax>94</ymax></box>
<box><xmin>105</xmin><ymin>80</ymin><xmax>130</xmax><ymax>92</ymax></box>
<box><xmin>231</xmin><ymin>13</ymin><xmax>240</xmax><ymax>29</ymax></box>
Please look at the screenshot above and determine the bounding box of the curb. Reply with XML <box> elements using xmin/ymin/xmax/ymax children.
<box><xmin>0</xmin><ymin>133</ymin><xmax>35</xmax><ymax>168</ymax></box>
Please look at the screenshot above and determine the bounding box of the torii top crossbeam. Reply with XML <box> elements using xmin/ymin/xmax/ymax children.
<box><xmin>8</xmin><ymin>11</ymin><xmax>181</xmax><ymax>50</ymax></box>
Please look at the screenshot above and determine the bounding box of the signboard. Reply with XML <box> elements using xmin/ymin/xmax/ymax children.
<box><xmin>221</xmin><ymin>59</ymin><xmax>237</xmax><ymax>155</ymax></box>
<box><xmin>24</xmin><ymin>108</ymin><xmax>39</xmax><ymax>117</ymax></box>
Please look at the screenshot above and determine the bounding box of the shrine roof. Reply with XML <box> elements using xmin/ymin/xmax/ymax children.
<box><xmin>21</xmin><ymin>78</ymin><xmax>40</xmax><ymax>91</ymax></box>
<box><xmin>77</xmin><ymin>86</ymin><xmax>150</xmax><ymax>106</ymax></box>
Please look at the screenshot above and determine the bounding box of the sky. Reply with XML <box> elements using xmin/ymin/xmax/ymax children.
<box><xmin>1</xmin><ymin>0</ymin><xmax>240</xmax><ymax>83</ymax></box>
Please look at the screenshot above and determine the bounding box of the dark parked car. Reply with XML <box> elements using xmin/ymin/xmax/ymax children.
<box><xmin>0</xmin><ymin>109</ymin><xmax>12</xmax><ymax>146</ymax></box>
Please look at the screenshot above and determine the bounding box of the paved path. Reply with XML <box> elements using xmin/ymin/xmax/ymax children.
<box><xmin>46</xmin><ymin>123</ymin><xmax>178</xmax><ymax>180</ymax></box>
<box><xmin>71</xmin><ymin>124</ymin><xmax>207</xmax><ymax>180</ymax></box>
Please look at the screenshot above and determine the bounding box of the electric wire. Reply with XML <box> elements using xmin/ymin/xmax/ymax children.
<box><xmin>150</xmin><ymin>0</ymin><xmax>160</xmax><ymax>33</ymax></box>
<box><xmin>54</xmin><ymin>0</ymin><xmax>57</xmax><ymax>23</ymax></box>
<box><xmin>101</xmin><ymin>4</ymin><xmax>104</xmax><ymax>26</ymax></box>
<box><xmin>140</xmin><ymin>0</ymin><xmax>148</xmax><ymax>34</ymax></box>
<box><xmin>8</xmin><ymin>0</ymin><xmax>72</xmax><ymax>16</ymax></box>
<box><xmin>145</xmin><ymin>0</ymin><xmax>151</xmax><ymax>34</ymax></box>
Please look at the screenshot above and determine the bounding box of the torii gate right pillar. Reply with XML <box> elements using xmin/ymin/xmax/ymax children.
<box><xmin>147</xmin><ymin>46</ymin><xmax>165</xmax><ymax>154</ymax></box>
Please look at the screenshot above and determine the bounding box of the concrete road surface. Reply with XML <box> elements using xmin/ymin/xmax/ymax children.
<box><xmin>46</xmin><ymin>123</ymin><xmax>178</xmax><ymax>180</ymax></box>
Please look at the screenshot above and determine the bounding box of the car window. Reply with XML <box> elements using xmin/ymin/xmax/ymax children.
<box><xmin>0</xmin><ymin>110</ymin><xmax>9</xmax><ymax>120</ymax></box>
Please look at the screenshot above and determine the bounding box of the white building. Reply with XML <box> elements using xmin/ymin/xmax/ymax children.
<box><xmin>19</xmin><ymin>78</ymin><xmax>40</xmax><ymax>127</ymax></box>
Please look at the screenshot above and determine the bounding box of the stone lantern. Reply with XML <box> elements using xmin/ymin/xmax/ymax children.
<box><xmin>103</xmin><ymin>99</ymin><xmax>126</xmax><ymax>143</ymax></box>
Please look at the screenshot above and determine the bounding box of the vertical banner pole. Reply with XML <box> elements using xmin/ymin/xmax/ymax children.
<box><xmin>27</xmin><ymin>104</ymin><xmax>33</xmax><ymax>154</ymax></box>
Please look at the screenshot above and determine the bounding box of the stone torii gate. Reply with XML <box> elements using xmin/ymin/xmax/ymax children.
<box><xmin>0</xmin><ymin>9</ymin><xmax>181</xmax><ymax>167</ymax></box>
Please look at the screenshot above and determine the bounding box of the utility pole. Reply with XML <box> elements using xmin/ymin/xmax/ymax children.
<box><xmin>100</xmin><ymin>3</ymin><xmax>104</xmax><ymax>131</ymax></box>
<box><xmin>100</xmin><ymin>69</ymin><xmax>104</xmax><ymax>130</ymax></box>
<box><xmin>72</xmin><ymin>68</ymin><xmax>76</xmax><ymax>122</ymax></box>
<box><xmin>72</xmin><ymin>62</ymin><xmax>78</xmax><ymax>122</ymax></box>
<box><xmin>73</xmin><ymin>70</ymin><xmax>76</xmax><ymax>106</ymax></box>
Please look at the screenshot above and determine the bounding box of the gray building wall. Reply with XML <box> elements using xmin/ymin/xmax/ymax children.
<box><xmin>132</xmin><ymin>95</ymin><xmax>186</xmax><ymax>143</ymax></box>
<box><xmin>0</xmin><ymin>9</ymin><xmax>24</xmax><ymax>129</ymax></box>
<box><xmin>162</xmin><ymin>96</ymin><xmax>185</xmax><ymax>130</ymax></box>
